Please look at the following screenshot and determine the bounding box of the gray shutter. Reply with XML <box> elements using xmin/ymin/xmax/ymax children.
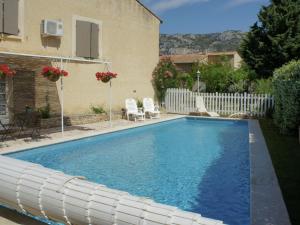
<box><xmin>90</xmin><ymin>23</ymin><xmax>99</xmax><ymax>59</ymax></box>
<box><xmin>3</xmin><ymin>0</ymin><xmax>19</xmax><ymax>35</ymax></box>
<box><xmin>0</xmin><ymin>1</ymin><xmax>3</xmax><ymax>33</ymax></box>
<box><xmin>76</xmin><ymin>21</ymin><xmax>91</xmax><ymax>58</ymax></box>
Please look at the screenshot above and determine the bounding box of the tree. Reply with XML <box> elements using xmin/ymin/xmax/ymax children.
<box><xmin>240</xmin><ymin>0</ymin><xmax>300</xmax><ymax>78</ymax></box>
<box><xmin>191</xmin><ymin>58</ymin><xmax>252</xmax><ymax>93</ymax></box>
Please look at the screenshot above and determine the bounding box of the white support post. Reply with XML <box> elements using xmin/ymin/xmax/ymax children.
<box><xmin>60</xmin><ymin>57</ymin><xmax>64</xmax><ymax>136</ymax></box>
<box><xmin>109</xmin><ymin>80</ymin><xmax>112</xmax><ymax>127</ymax></box>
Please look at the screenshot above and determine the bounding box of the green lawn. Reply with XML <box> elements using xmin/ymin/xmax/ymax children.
<box><xmin>259</xmin><ymin>119</ymin><xmax>300</xmax><ymax>225</ymax></box>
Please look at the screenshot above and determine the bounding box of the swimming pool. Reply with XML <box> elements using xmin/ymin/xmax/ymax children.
<box><xmin>8</xmin><ymin>117</ymin><xmax>250</xmax><ymax>225</ymax></box>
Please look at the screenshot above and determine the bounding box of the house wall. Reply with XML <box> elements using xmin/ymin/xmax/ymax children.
<box><xmin>175</xmin><ymin>63</ymin><xmax>194</xmax><ymax>73</ymax></box>
<box><xmin>0</xmin><ymin>0</ymin><xmax>160</xmax><ymax>115</ymax></box>
<box><xmin>207</xmin><ymin>55</ymin><xmax>234</xmax><ymax>67</ymax></box>
<box><xmin>233</xmin><ymin>52</ymin><xmax>242</xmax><ymax>68</ymax></box>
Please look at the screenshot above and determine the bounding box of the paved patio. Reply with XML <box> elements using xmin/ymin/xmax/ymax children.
<box><xmin>0</xmin><ymin>114</ymin><xmax>181</xmax><ymax>154</ymax></box>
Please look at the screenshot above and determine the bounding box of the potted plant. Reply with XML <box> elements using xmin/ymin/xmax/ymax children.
<box><xmin>0</xmin><ymin>64</ymin><xmax>16</xmax><ymax>80</ymax></box>
<box><xmin>95</xmin><ymin>72</ymin><xmax>117</xmax><ymax>83</ymax></box>
<box><xmin>41</xmin><ymin>66</ymin><xmax>69</xmax><ymax>82</ymax></box>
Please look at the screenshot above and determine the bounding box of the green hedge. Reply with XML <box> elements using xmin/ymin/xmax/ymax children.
<box><xmin>273</xmin><ymin>60</ymin><xmax>300</xmax><ymax>134</ymax></box>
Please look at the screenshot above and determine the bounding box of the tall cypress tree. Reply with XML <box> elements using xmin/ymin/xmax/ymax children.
<box><xmin>240</xmin><ymin>0</ymin><xmax>300</xmax><ymax>78</ymax></box>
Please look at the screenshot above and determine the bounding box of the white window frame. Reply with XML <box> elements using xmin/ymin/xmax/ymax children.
<box><xmin>72</xmin><ymin>15</ymin><xmax>102</xmax><ymax>59</ymax></box>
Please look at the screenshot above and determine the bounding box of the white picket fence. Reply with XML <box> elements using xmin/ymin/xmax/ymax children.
<box><xmin>165</xmin><ymin>88</ymin><xmax>274</xmax><ymax>117</ymax></box>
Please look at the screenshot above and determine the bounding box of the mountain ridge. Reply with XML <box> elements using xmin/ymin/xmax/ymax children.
<box><xmin>160</xmin><ymin>30</ymin><xmax>246</xmax><ymax>55</ymax></box>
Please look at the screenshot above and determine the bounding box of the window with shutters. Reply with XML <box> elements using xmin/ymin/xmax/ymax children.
<box><xmin>76</xmin><ymin>20</ymin><xmax>100</xmax><ymax>59</ymax></box>
<box><xmin>0</xmin><ymin>0</ymin><xmax>24</xmax><ymax>38</ymax></box>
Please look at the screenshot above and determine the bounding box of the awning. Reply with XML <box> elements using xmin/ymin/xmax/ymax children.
<box><xmin>0</xmin><ymin>51</ymin><xmax>111</xmax><ymax>70</ymax></box>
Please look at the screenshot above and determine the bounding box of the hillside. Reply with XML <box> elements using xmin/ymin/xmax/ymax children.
<box><xmin>160</xmin><ymin>30</ymin><xmax>246</xmax><ymax>55</ymax></box>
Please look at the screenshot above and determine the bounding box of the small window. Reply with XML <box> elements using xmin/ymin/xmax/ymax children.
<box><xmin>76</xmin><ymin>20</ymin><xmax>99</xmax><ymax>59</ymax></box>
<box><xmin>0</xmin><ymin>0</ymin><xmax>19</xmax><ymax>35</ymax></box>
<box><xmin>0</xmin><ymin>81</ymin><xmax>7</xmax><ymax>116</ymax></box>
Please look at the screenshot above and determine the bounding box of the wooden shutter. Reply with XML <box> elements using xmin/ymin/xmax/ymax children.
<box><xmin>90</xmin><ymin>23</ymin><xmax>99</xmax><ymax>59</ymax></box>
<box><xmin>3</xmin><ymin>0</ymin><xmax>19</xmax><ymax>35</ymax></box>
<box><xmin>0</xmin><ymin>1</ymin><xmax>3</xmax><ymax>33</ymax></box>
<box><xmin>76</xmin><ymin>21</ymin><xmax>91</xmax><ymax>58</ymax></box>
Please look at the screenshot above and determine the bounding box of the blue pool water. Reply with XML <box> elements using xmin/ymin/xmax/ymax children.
<box><xmin>8</xmin><ymin>118</ymin><xmax>250</xmax><ymax>225</ymax></box>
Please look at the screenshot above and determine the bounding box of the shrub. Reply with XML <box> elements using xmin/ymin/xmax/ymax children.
<box><xmin>136</xmin><ymin>99</ymin><xmax>143</xmax><ymax>108</ymax></box>
<box><xmin>253</xmin><ymin>78</ymin><xmax>273</xmax><ymax>94</ymax></box>
<box><xmin>152</xmin><ymin>57</ymin><xmax>178</xmax><ymax>101</ymax></box>
<box><xmin>273</xmin><ymin>60</ymin><xmax>300</xmax><ymax>134</ymax></box>
<box><xmin>38</xmin><ymin>104</ymin><xmax>50</xmax><ymax>119</ymax></box>
<box><xmin>90</xmin><ymin>105</ymin><xmax>106</xmax><ymax>114</ymax></box>
<box><xmin>191</xmin><ymin>60</ymin><xmax>251</xmax><ymax>93</ymax></box>
<box><xmin>152</xmin><ymin>58</ymin><xmax>194</xmax><ymax>101</ymax></box>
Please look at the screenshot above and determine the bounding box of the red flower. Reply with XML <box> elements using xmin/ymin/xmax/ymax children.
<box><xmin>0</xmin><ymin>64</ymin><xmax>16</xmax><ymax>77</ymax></box>
<box><xmin>164</xmin><ymin>71</ymin><xmax>173</xmax><ymax>78</ymax></box>
<box><xmin>95</xmin><ymin>71</ymin><xmax>118</xmax><ymax>82</ymax></box>
<box><xmin>41</xmin><ymin>66</ymin><xmax>70</xmax><ymax>78</ymax></box>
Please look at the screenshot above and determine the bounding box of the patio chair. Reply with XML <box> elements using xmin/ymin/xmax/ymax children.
<box><xmin>195</xmin><ymin>96</ymin><xmax>220</xmax><ymax>117</ymax></box>
<box><xmin>125</xmin><ymin>98</ymin><xmax>145</xmax><ymax>121</ymax></box>
<box><xmin>0</xmin><ymin>119</ymin><xmax>21</xmax><ymax>141</ymax></box>
<box><xmin>25</xmin><ymin>112</ymin><xmax>41</xmax><ymax>139</ymax></box>
<box><xmin>143</xmin><ymin>98</ymin><xmax>160</xmax><ymax>119</ymax></box>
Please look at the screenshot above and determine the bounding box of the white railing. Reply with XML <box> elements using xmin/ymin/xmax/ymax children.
<box><xmin>165</xmin><ymin>88</ymin><xmax>274</xmax><ymax>117</ymax></box>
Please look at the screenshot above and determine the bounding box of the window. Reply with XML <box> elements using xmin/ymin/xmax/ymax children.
<box><xmin>76</xmin><ymin>20</ymin><xmax>99</xmax><ymax>59</ymax></box>
<box><xmin>0</xmin><ymin>0</ymin><xmax>19</xmax><ymax>36</ymax></box>
<box><xmin>0</xmin><ymin>80</ymin><xmax>6</xmax><ymax>117</ymax></box>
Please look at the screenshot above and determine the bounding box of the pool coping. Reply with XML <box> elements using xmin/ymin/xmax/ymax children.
<box><xmin>248</xmin><ymin>120</ymin><xmax>291</xmax><ymax>225</ymax></box>
<box><xmin>0</xmin><ymin>116</ymin><xmax>291</xmax><ymax>225</ymax></box>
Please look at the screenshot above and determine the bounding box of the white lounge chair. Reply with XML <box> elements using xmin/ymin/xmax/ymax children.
<box><xmin>143</xmin><ymin>98</ymin><xmax>160</xmax><ymax>119</ymax></box>
<box><xmin>195</xmin><ymin>96</ymin><xmax>220</xmax><ymax>117</ymax></box>
<box><xmin>125</xmin><ymin>98</ymin><xmax>145</xmax><ymax>121</ymax></box>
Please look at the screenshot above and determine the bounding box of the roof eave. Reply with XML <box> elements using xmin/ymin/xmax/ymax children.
<box><xmin>136</xmin><ymin>0</ymin><xmax>163</xmax><ymax>24</ymax></box>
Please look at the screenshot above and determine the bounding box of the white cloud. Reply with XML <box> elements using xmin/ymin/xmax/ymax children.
<box><xmin>146</xmin><ymin>0</ymin><xmax>209</xmax><ymax>13</ymax></box>
<box><xmin>225</xmin><ymin>0</ymin><xmax>267</xmax><ymax>9</ymax></box>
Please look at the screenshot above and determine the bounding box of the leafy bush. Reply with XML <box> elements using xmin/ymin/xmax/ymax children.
<box><xmin>136</xmin><ymin>99</ymin><xmax>143</xmax><ymax>108</ymax></box>
<box><xmin>273</xmin><ymin>60</ymin><xmax>300</xmax><ymax>134</ymax></box>
<box><xmin>38</xmin><ymin>104</ymin><xmax>50</xmax><ymax>119</ymax></box>
<box><xmin>152</xmin><ymin>58</ymin><xmax>193</xmax><ymax>101</ymax></box>
<box><xmin>191</xmin><ymin>60</ymin><xmax>251</xmax><ymax>93</ymax></box>
<box><xmin>253</xmin><ymin>78</ymin><xmax>273</xmax><ymax>94</ymax></box>
<box><xmin>90</xmin><ymin>105</ymin><xmax>106</xmax><ymax>114</ymax></box>
<box><xmin>152</xmin><ymin>58</ymin><xmax>178</xmax><ymax>101</ymax></box>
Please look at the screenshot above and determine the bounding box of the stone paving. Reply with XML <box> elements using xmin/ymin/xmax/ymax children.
<box><xmin>0</xmin><ymin>114</ymin><xmax>181</xmax><ymax>154</ymax></box>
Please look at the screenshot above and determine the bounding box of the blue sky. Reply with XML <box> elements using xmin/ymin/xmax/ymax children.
<box><xmin>141</xmin><ymin>0</ymin><xmax>270</xmax><ymax>34</ymax></box>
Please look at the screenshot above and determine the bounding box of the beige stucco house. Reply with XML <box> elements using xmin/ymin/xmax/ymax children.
<box><xmin>161</xmin><ymin>51</ymin><xmax>242</xmax><ymax>72</ymax></box>
<box><xmin>0</xmin><ymin>0</ymin><xmax>161</xmax><ymax>122</ymax></box>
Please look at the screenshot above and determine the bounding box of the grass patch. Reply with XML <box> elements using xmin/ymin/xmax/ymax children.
<box><xmin>259</xmin><ymin>119</ymin><xmax>300</xmax><ymax>225</ymax></box>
